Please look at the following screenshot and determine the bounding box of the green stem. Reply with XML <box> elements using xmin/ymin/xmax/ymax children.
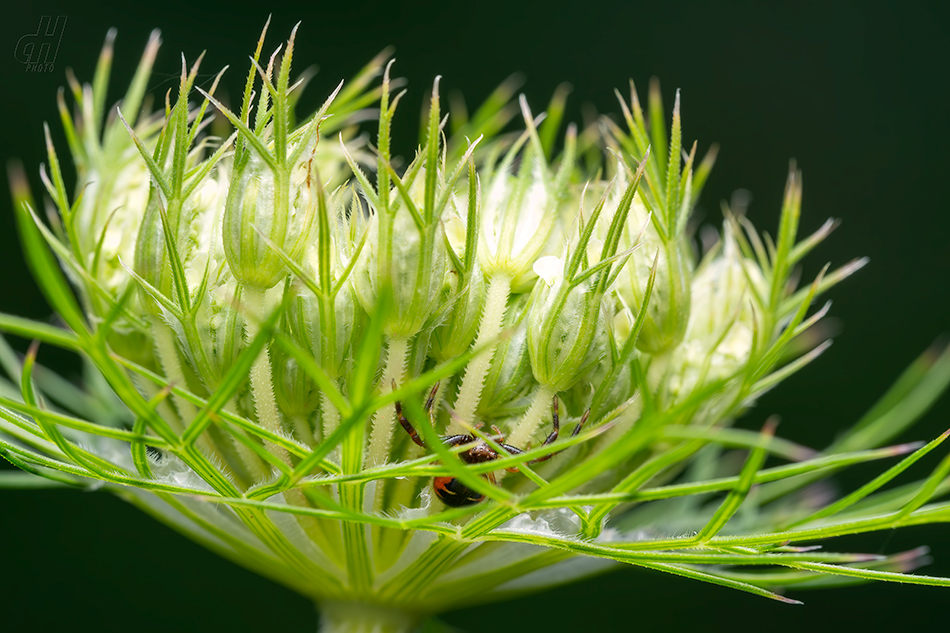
<box><xmin>244</xmin><ymin>284</ymin><xmax>339</xmax><ymax>555</ymax></box>
<box><xmin>322</xmin><ymin>390</ymin><xmax>341</xmax><ymax>437</ymax></box>
<box><xmin>507</xmin><ymin>383</ymin><xmax>556</xmax><ymax>450</ymax></box>
<box><xmin>243</xmin><ymin>284</ymin><xmax>291</xmax><ymax>466</ymax></box>
<box><xmin>317</xmin><ymin>602</ymin><xmax>422</xmax><ymax>633</ymax></box>
<box><xmin>366</xmin><ymin>336</ymin><xmax>410</xmax><ymax>467</ymax></box>
<box><xmin>322</xmin><ymin>391</ymin><xmax>342</xmax><ymax>464</ymax></box>
<box><xmin>293</xmin><ymin>411</ymin><xmax>316</xmax><ymax>447</ymax></box>
<box><xmin>227</xmin><ymin>396</ymin><xmax>269</xmax><ymax>482</ymax></box>
<box><xmin>151</xmin><ymin>319</ymin><xmax>216</xmax><ymax>458</ymax></box>
<box><xmin>450</xmin><ymin>273</ymin><xmax>511</xmax><ymax>433</ymax></box>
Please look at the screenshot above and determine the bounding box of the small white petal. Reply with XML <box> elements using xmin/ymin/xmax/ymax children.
<box><xmin>533</xmin><ymin>255</ymin><xmax>563</xmax><ymax>286</ymax></box>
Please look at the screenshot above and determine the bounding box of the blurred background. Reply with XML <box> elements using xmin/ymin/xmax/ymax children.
<box><xmin>0</xmin><ymin>0</ymin><xmax>948</xmax><ymax>630</ymax></box>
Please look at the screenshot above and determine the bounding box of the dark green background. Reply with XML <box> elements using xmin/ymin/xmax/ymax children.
<box><xmin>1</xmin><ymin>1</ymin><xmax>948</xmax><ymax>631</ymax></box>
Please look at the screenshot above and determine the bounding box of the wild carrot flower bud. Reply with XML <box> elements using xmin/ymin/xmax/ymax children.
<box><xmin>526</xmin><ymin>256</ymin><xmax>605</xmax><ymax>391</ymax></box>
<box><xmin>448</xmin><ymin>100</ymin><xmax>577</xmax><ymax>430</ymax></box>
<box><xmin>349</xmin><ymin>174</ymin><xmax>450</xmax><ymax>339</ymax></box>
<box><xmin>429</xmin><ymin>264</ymin><xmax>486</xmax><ymax>363</ymax></box>
<box><xmin>80</xmin><ymin>156</ymin><xmax>151</xmax><ymax>294</ymax></box>
<box><xmin>478</xmin><ymin>98</ymin><xmax>574</xmax><ymax>289</ymax></box>
<box><xmin>223</xmin><ymin>152</ymin><xmax>317</xmax><ymax>290</ymax></box>
<box><xmin>273</xmin><ymin>295</ymin><xmax>322</xmax><ymax>420</ymax></box>
<box><xmin>647</xmin><ymin>222</ymin><xmax>766</xmax><ymax>405</ymax></box>
<box><xmin>509</xmin><ymin>165</ymin><xmax>643</xmax><ymax>448</ymax></box>
<box><xmin>596</xmin><ymin>168</ymin><xmax>692</xmax><ymax>356</ymax></box>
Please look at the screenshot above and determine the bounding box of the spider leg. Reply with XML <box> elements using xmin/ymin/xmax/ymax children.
<box><xmin>490</xmin><ymin>424</ymin><xmax>505</xmax><ymax>442</ymax></box>
<box><xmin>498</xmin><ymin>443</ymin><xmax>526</xmax><ymax>472</ymax></box>
<box><xmin>392</xmin><ymin>379</ymin><xmax>444</xmax><ymax>449</ymax></box>
<box><xmin>425</xmin><ymin>381</ymin><xmax>441</xmax><ymax>415</ymax></box>
<box><xmin>574</xmin><ymin>409</ymin><xmax>591</xmax><ymax>438</ymax></box>
<box><xmin>540</xmin><ymin>395</ymin><xmax>561</xmax><ymax>448</ymax></box>
<box><xmin>441</xmin><ymin>434</ymin><xmax>474</xmax><ymax>448</ymax></box>
<box><xmin>394</xmin><ymin>396</ymin><xmax>427</xmax><ymax>449</ymax></box>
<box><xmin>520</xmin><ymin>401</ymin><xmax>591</xmax><ymax>466</ymax></box>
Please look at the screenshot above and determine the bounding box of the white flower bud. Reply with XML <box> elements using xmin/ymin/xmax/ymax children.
<box><xmin>223</xmin><ymin>153</ymin><xmax>316</xmax><ymax>289</ymax></box>
<box><xmin>648</xmin><ymin>224</ymin><xmax>765</xmax><ymax>403</ymax></box>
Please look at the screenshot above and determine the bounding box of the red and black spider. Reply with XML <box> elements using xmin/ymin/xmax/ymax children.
<box><xmin>394</xmin><ymin>382</ymin><xmax>590</xmax><ymax>507</ymax></box>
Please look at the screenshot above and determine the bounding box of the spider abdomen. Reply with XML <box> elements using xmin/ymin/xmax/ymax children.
<box><xmin>433</xmin><ymin>476</ymin><xmax>485</xmax><ymax>507</ymax></box>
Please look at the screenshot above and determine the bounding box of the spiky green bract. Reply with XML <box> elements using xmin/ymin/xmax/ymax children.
<box><xmin>2</xmin><ymin>25</ymin><xmax>949</xmax><ymax>633</ymax></box>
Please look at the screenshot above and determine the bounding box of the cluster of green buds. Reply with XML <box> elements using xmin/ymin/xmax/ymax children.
<box><xmin>4</xmin><ymin>23</ymin><xmax>950</xmax><ymax>633</ymax></box>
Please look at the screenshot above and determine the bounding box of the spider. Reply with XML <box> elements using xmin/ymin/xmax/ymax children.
<box><xmin>394</xmin><ymin>382</ymin><xmax>590</xmax><ymax>507</ymax></box>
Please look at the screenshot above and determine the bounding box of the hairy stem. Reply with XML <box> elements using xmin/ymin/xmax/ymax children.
<box><xmin>293</xmin><ymin>412</ymin><xmax>315</xmax><ymax>447</ymax></box>
<box><xmin>243</xmin><ymin>284</ymin><xmax>291</xmax><ymax>466</ymax></box>
<box><xmin>507</xmin><ymin>383</ymin><xmax>556</xmax><ymax>450</ymax></box>
<box><xmin>243</xmin><ymin>285</ymin><xmax>337</xmax><ymax>553</ymax></box>
<box><xmin>450</xmin><ymin>273</ymin><xmax>511</xmax><ymax>432</ymax></box>
<box><xmin>151</xmin><ymin>319</ymin><xmax>216</xmax><ymax>457</ymax></box>
<box><xmin>366</xmin><ymin>336</ymin><xmax>410</xmax><ymax>467</ymax></box>
<box><xmin>227</xmin><ymin>396</ymin><xmax>269</xmax><ymax>482</ymax></box>
<box><xmin>322</xmin><ymin>391</ymin><xmax>342</xmax><ymax>464</ymax></box>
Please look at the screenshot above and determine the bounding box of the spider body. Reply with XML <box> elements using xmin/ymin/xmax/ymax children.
<box><xmin>394</xmin><ymin>383</ymin><xmax>589</xmax><ymax>507</ymax></box>
<box><xmin>433</xmin><ymin>475</ymin><xmax>484</xmax><ymax>506</ymax></box>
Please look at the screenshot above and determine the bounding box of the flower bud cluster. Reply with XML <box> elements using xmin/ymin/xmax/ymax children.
<box><xmin>6</xmin><ymin>27</ymin><xmax>878</xmax><ymax>625</ymax></box>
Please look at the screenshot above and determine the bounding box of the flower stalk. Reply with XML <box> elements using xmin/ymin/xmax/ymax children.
<box><xmin>450</xmin><ymin>272</ymin><xmax>511</xmax><ymax>430</ymax></box>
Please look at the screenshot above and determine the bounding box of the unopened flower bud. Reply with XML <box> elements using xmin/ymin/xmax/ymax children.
<box><xmin>598</xmin><ymin>169</ymin><xmax>691</xmax><ymax>355</ymax></box>
<box><xmin>526</xmin><ymin>256</ymin><xmax>605</xmax><ymax>391</ymax></box>
<box><xmin>648</xmin><ymin>224</ymin><xmax>765</xmax><ymax>403</ymax></box>
<box><xmin>429</xmin><ymin>266</ymin><xmax>486</xmax><ymax>362</ymax></box>
<box><xmin>351</xmin><ymin>167</ymin><xmax>450</xmax><ymax>338</ymax></box>
<box><xmin>223</xmin><ymin>154</ymin><xmax>316</xmax><ymax>289</ymax></box>
<box><xmin>479</xmin><ymin>158</ymin><xmax>560</xmax><ymax>290</ymax></box>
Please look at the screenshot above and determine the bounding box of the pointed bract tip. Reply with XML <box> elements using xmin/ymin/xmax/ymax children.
<box><xmin>7</xmin><ymin>159</ymin><xmax>30</xmax><ymax>200</ymax></box>
<box><xmin>921</xmin><ymin>335</ymin><xmax>950</xmax><ymax>363</ymax></box>
<box><xmin>762</xmin><ymin>415</ymin><xmax>779</xmax><ymax>437</ymax></box>
<box><xmin>889</xmin><ymin>441</ymin><xmax>926</xmax><ymax>456</ymax></box>
<box><xmin>287</xmin><ymin>22</ymin><xmax>300</xmax><ymax>51</ymax></box>
<box><xmin>26</xmin><ymin>339</ymin><xmax>40</xmax><ymax>361</ymax></box>
<box><xmin>371</xmin><ymin>46</ymin><xmax>395</xmax><ymax>66</ymax></box>
<box><xmin>142</xmin><ymin>29</ymin><xmax>162</xmax><ymax>63</ymax></box>
<box><xmin>383</xmin><ymin>58</ymin><xmax>396</xmax><ymax>84</ymax></box>
<box><xmin>102</xmin><ymin>28</ymin><xmax>117</xmax><ymax>56</ymax></box>
<box><xmin>895</xmin><ymin>546</ymin><xmax>931</xmax><ymax>561</ymax></box>
<box><xmin>499</xmin><ymin>71</ymin><xmax>525</xmax><ymax>94</ymax></box>
<box><xmin>628</xmin><ymin>78</ymin><xmax>641</xmax><ymax>108</ymax></box>
<box><xmin>554</xmin><ymin>81</ymin><xmax>573</xmax><ymax>98</ymax></box>
<box><xmin>846</xmin><ymin>256</ymin><xmax>870</xmax><ymax>274</ymax></box>
<box><xmin>518</xmin><ymin>93</ymin><xmax>536</xmax><ymax>126</ymax></box>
